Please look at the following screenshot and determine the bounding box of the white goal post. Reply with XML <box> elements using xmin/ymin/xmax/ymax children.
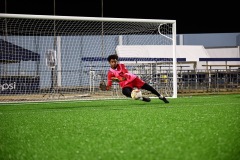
<box><xmin>0</xmin><ymin>13</ymin><xmax>177</xmax><ymax>102</ymax></box>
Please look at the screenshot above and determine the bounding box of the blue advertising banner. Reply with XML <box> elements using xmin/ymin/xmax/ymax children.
<box><xmin>0</xmin><ymin>76</ymin><xmax>40</xmax><ymax>94</ymax></box>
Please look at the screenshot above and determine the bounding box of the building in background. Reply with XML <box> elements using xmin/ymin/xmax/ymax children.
<box><xmin>177</xmin><ymin>33</ymin><xmax>240</xmax><ymax>47</ymax></box>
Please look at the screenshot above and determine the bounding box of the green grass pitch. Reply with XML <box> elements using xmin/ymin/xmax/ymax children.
<box><xmin>0</xmin><ymin>94</ymin><xmax>240</xmax><ymax>160</ymax></box>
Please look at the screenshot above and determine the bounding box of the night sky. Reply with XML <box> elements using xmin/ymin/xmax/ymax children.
<box><xmin>0</xmin><ymin>0</ymin><xmax>239</xmax><ymax>34</ymax></box>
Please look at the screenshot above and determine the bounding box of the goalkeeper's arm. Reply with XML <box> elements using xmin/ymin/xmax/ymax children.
<box><xmin>106</xmin><ymin>72</ymin><xmax>113</xmax><ymax>90</ymax></box>
<box><xmin>111</xmin><ymin>77</ymin><xmax>126</xmax><ymax>82</ymax></box>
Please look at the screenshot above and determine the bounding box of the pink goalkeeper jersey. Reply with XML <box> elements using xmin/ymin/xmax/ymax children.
<box><xmin>107</xmin><ymin>63</ymin><xmax>137</xmax><ymax>88</ymax></box>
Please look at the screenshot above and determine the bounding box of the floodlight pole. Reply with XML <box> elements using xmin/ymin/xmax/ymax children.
<box><xmin>100</xmin><ymin>0</ymin><xmax>106</xmax><ymax>83</ymax></box>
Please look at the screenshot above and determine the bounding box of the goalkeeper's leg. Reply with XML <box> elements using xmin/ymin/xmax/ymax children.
<box><xmin>141</xmin><ymin>83</ymin><xmax>169</xmax><ymax>103</ymax></box>
<box><xmin>122</xmin><ymin>87</ymin><xmax>132</xmax><ymax>98</ymax></box>
<box><xmin>122</xmin><ymin>87</ymin><xmax>150</xmax><ymax>102</ymax></box>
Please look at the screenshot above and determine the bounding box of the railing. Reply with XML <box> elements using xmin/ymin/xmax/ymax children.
<box><xmin>177</xmin><ymin>69</ymin><xmax>240</xmax><ymax>94</ymax></box>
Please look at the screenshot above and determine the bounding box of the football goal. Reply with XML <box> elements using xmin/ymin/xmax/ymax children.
<box><xmin>0</xmin><ymin>13</ymin><xmax>177</xmax><ymax>102</ymax></box>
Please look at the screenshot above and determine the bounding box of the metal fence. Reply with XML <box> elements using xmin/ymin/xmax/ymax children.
<box><xmin>176</xmin><ymin>69</ymin><xmax>240</xmax><ymax>94</ymax></box>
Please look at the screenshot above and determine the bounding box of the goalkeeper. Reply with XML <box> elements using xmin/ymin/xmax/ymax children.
<box><xmin>105</xmin><ymin>54</ymin><xmax>169</xmax><ymax>103</ymax></box>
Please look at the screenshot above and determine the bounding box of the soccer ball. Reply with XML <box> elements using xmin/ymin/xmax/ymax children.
<box><xmin>131</xmin><ymin>89</ymin><xmax>142</xmax><ymax>100</ymax></box>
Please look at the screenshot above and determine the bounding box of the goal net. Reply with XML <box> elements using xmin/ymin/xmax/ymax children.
<box><xmin>0</xmin><ymin>14</ymin><xmax>177</xmax><ymax>102</ymax></box>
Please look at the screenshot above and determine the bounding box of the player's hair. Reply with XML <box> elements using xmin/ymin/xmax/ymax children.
<box><xmin>107</xmin><ymin>54</ymin><xmax>118</xmax><ymax>62</ymax></box>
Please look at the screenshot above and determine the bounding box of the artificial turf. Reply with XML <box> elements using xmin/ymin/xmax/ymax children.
<box><xmin>0</xmin><ymin>94</ymin><xmax>239</xmax><ymax>160</ymax></box>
